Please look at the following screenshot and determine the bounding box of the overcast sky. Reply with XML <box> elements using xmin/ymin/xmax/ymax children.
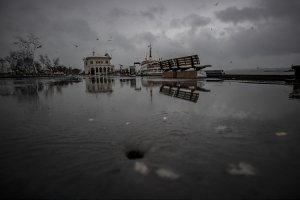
<box><xmin>0</xmin><ymin>0</ymin><xmax>300</xmax><ymax>70</ymax></box>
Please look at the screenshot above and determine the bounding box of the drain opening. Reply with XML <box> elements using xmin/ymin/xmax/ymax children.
<box><xmin>126</xmin><ymin>150</ymin><xmax>144</xmax><ymax>159</ymax></box>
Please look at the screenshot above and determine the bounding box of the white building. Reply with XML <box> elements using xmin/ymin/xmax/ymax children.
<box><xmin>83</xmin><ymin>52</ymin><xmax>114</xmax><ymax>75</ymax></box>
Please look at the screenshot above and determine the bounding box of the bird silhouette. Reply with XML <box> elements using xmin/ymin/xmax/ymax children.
<box><xmin>215</xmin><ymin>2</ymin><xmax>219</xmax><ymax>6</ymax></box>
<box><xmin>96</xmin><ymin>38</ymin><xmax>99</xmax><ymax>40</ymax></box>
<box><xmin>73</xmin><ymin>44</ymin><xmax>79</xmax><ymax>48</ymax></box>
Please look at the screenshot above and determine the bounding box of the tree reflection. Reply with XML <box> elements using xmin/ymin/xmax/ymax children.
<box><xmin>0</xmin><ymin>77</ymin><xmax>82</xmax><ymax>101</ymax></box>
<box><xmin>44</xmin><ymin>77</ymin><xmax>82</xmax><ymax>96</ymax></box>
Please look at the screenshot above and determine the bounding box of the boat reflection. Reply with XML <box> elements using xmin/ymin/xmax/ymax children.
<box><xmin>158</xmin><ymin>80</ymin><xmax>210</xmax><ymax>103</ymax></box>
<box><xmin>85</xmin><ymin>76</ymin><xmax>114</xmax><ymax>93</ymax></box>
<box><xmin>140</xmin><ymin>79</ymin><xmax>210</xmax><ymax>102</ymax></box>
<box><xmin>289</xmin><ymin>83</ymin><xmax>300</xmax><ymax>99</ymax></box>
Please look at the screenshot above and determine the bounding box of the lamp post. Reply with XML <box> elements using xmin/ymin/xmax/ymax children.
<box><xmin>0</xmin><ymin>58</ymin><xmax>5</xmax><ymax>74</ymax></box>
<box><xmin>32</xmin><ymin>44</ymin><xmax>42</xmax><ymax>74</ymax></box>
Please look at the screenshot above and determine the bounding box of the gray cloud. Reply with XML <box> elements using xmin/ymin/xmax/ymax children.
<box><xmin>183</xmin><ymin>14</ymin><xmax>211</xmax><ymax>27</ymax></box>
<box><xmin>226</xmin><ymin>21</ymin><xmax>300</xmax><ymax>57</ymax></box>
<box><xmin>170</xmin><ymin>14</ymin><xmax>211</xmax><ymax>30</ymax></box>
<box><xmin>215</xmin><ymin>0</ymin><xmax>300</xmax><ymax>23</ymax></box>
<box><xmin>0</xmin><ymin>0</ymin><xmax>300</xmax><ymax>70</ymax></box>
<box><xmin>215</xmin><ymin>6</ymin><xmax>265</xmax><ymax>24</ymax></box>
<box><xmin>140</xmin><ymin>6</ymin><xmax>165</xmax><ymax>20</ymax></box>
<box><xmin>213</xmin><ymin>0</ymin><xmax>300</xmax><ymax>58</ymax></box>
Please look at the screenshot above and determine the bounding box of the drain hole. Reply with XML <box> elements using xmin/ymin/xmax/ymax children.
<box><xmin>126</xmin><ymin>150</ymin><xmax>144</xmax><ymax>159</ymax></box>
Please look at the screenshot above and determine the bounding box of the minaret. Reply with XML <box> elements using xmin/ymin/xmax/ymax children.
<box><xmin>92</xmin><ymin>51</ymin><xmax>95</xmax><ymax>56</ymax></box>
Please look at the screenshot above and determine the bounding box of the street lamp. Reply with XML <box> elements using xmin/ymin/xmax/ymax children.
<box><xmin>0</xmin><ymin>58</ymin><xmax>5</xmax><ymax>74</ymax></box>
<box><xmin>32</xmin><ymin>44</ymin><xmax>42</xmax><ymax>74</ymax></box>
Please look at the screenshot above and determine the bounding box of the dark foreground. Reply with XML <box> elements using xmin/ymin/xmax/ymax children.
<box><xmin>0</xmin><ymin>77</ymin><xmax>300</xmax><ymax>199</ymax></box>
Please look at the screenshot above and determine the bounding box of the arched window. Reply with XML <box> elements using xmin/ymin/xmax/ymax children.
<box><xmin>91</xmin><ymin>68</ymin><xmax>95</xmax><ymax>75</ymax></box>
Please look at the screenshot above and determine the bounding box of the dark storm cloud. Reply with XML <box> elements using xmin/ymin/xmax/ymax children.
<box><xmin>1</xmin><ymin>0</ymin><xmax>300</xmax><ymax>69</ymax></box>
<box><xmin>140</xmin><ymin>6</ymin><xmax>165</xmax><ymax>20</ymax></box>
<box><xmin>107</xmin><ymin>7</ymin><xmax>135</xmax><ymax>20</ymax></box>
<box><xmin>184</xmin><ymin>14</ymin><xmax>211</xmax><ymax>27</ymax></box>
<box><xmin>170</xmin><ymin>14</ymin><xmax>211</xmax><ymax>29</ymax></box>
<box><xmin>227</xmin><ymin>21</ymin><xmax>300</xmax><ymax>57</ymax></box>
<box><xmin>215</xmin><ymin>6</ymin><xmax>265</xmax><ymax>24</ymax></box>
<box><xmin>213</xmin><ymin>0</ymin><xmax>300</xmax><ymax>58</ymax></box>
<box><xmin>215</xmin><ymin>0</ymin><xmax>300</xmax><ymax>23</ymax></box>
<box><xmin>134</xmin><ymin>32</ymin><xmax>157</xmax><ymax>44</ymax></box>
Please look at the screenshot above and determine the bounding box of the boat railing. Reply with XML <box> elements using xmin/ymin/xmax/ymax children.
<box><xmin>159</xmin><ymin>55</ymin><xmax>211</xmax><ymax>72</ymax></box>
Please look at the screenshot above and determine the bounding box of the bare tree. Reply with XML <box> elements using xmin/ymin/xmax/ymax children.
<box><xmin>38</xmin><ymin>54</ymin><xmax>52</xmax><ymax>72</ymax></box>
<box><xmin>53</xmin><ymin>57</ymin><xmax>60</xmax><ymax>67</ymax></box>
<box><xmin>38</xmin><ymin>54</ymin><xmax>46</xmax><ymax>70</ymax></box>
<box><xmin>14</xmin><ymin>33</ymin><xmax>42</xmax><ymax>74</ymax></box>
<box><xmin>5</xmin><ymin>50</ymin><xmax>28</xmax><ymax>74</ymax></box>
<box><xmin>44</xmin><ymin>55</ymin><xmax>52</xmax><ymax>71</ymax></box>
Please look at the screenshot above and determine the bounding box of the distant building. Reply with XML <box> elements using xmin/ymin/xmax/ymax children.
<box><xmin>83</xmin><ymin>51</ymin><xmax>114</xmax><ymax>75</ymax></box>
<box><xmin>129</xmin><ymin>66</ymin><xmax>136</xmax><ymax>75</ymax></box>
<box><xmin>292</xmin><ymin>65</ymin><xmax>300</xmax><ymax>80</ymax></box>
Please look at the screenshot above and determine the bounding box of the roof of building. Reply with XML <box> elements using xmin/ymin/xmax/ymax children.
<box><xmin>85</xmin><ymin>56</ymin><xmax>111</xmax><ymax>59</ymax></box>
<box><xmin>292</xmin><ymin>65</ymin><xmax>300</xmax><ymax>70</ymax></box>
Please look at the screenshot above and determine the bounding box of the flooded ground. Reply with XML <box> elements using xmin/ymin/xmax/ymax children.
<box><xmin>0</xmin><ymin>76</ymin><xmax>300</xmax><ymax>199</ymax></box>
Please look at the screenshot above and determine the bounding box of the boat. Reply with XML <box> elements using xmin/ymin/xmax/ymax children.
<box><xmin>140</xmin><ymin>43</ymin><xmax>163</xmax><ymax>76</ymax></box>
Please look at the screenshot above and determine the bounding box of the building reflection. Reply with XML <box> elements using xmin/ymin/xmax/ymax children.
<box><xmin>120</xmin><ymin>78</ymin><xmax>131</xmax><ymax>87</ymax></box>
<box><xmin>159</xmin><ymin>81</ymin><xmax>210</xmax><ymax>103</ymax></box>
<box><xmin>85</xmin><ymin>76</ymin><xmax>114</xmax><ymax>93</ymax></box>
<box><xmin>289</xmin><ymin>83</ymin><xmax>300</xmax><ymax>99</ymax></box>
<box><xmin>119</xmin><ymin>78</ymin><xmax>142</xmax><ymax>91</ymax></box>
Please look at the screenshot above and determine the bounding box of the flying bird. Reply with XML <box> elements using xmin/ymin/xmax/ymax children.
<box><xmin>107</xmin><ymin>39</ymin><xmax>112</xmax><ymax>42</ymax></box>
<box><xmin>37</xmin><ymin>45</ymin><xmax>42</xmax><ymax>48</ymax></box>
<box><xmin>229</xmin><ymin>60</ymin><xmax>233</xmax><ymax>63</ymax></box>
<box><xmin>73</xmin><ymin>44</ymin><xmax>79</xmax><ymax>48</ymax></box>
<box><xmin>215</xmin><ymin>2</ymin><xmax>219</xmax><ymax>6</ymax></box>
<box><xmin>96</xmin><ymin>38</ymin><xmax>99</xmax><ymax>40</ymax></box>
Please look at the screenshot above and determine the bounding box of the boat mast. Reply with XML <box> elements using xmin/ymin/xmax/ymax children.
<box><xmin>149</xmin><ymin>42</ymin><xmax>152</xmax><ymax>59</ymax></box>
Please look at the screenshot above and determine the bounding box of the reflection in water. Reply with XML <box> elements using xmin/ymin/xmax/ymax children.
<box><xmin>289</xmin><ymin>83</ymin><xmax>300</xmax><ymax>99</ymax></box>
<box><xmin>1</xmin><ymin>77</ymin><xmax>300</xmax><ymax>199</ymax></box>
<box><xmin>0</xmin><ymin>77</ymin><xmax>82</xmax><ymax>101</ymax></box>
<box><xmin>159</xmin><ymin>80</ymin><xmax>210</xmax><ymax>103</ymax></box>
<box><xmin>44</xmin><ymin>77</ymin><xmax>82</xmax><ymax>96</ymax></box>
<box><xmin>160</xmin><ymin>84</ymin><xmax>199</xmax><ymax>103</ymax></box>
<box><xmin>141</xmin><ymin>79</ymin><xmax>162</xmax><ymax>89</ymax></box>
<box><xmin>119</xmin><ymin>78</ymin><xmax>142</xmax><ymax>91</ymax></box>
<box><xmin>85</xmin><ymin>76</ymin><xmax>114</xmax><ymax>93</ymax></box>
